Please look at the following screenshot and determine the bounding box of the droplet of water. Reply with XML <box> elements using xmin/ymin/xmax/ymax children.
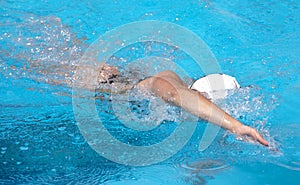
<box><xmin>20</xmin><ymin>146</ymin><xmax>29</xmax><ymax>151</ymax></box>
<box><xmin>58</xmin><ymin>126</ymin><xmax>66</xmax><ymax>131</ymax></box>
<box><xmin>16</xmin><ymin>161</ymin><xmax>22</xmax><ymax>165</ymax></box>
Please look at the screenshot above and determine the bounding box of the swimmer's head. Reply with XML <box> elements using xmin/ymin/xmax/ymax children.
<box><xmin>97</xmin><ymin>63</ymin><xmax>120</xmax><ymax>84</ymax></box>
<box><xmin>96</xmin><ymin>63</ymin><xmax>135</xmax><ymax>94</ymax></box>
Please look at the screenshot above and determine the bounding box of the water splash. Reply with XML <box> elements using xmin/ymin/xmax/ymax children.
<box><xmin>268</xmin><ymin>123</ymin><xmax>300</xmax><ymax>171</ymax></box>
<box><xmin>217</xmin><ymin>86</ymin><xmax>276</xmax><ymax>145</ymax></box>
<box><xmin>0</xmin><ymin>14</ymin><xmax>84</xmax><ymax>87</ymax></box>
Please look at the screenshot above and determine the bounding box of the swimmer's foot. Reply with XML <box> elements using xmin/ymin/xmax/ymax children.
<box><xmin>234</xmin><ymin>125</ymin><xmax>269</xmax><ymax>146</ymax></box>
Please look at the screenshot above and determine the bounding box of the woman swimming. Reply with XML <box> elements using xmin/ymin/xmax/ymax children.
<box><xmin>95</xmin><ymin>63</ymin><xmax>269</xmax><ymax>146</ymax></box>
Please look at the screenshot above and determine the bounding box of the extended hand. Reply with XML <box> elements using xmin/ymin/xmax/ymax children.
<box><xmin>235</xmin><ymin>125</ymin><xmax>269</xmax><ymax>146</ymax></box>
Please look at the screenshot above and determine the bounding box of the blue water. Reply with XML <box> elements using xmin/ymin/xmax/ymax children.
<box><xmin>1</xmin><ymin>0</ymin><xmax>300</xmax><ymax>184</ymax></box>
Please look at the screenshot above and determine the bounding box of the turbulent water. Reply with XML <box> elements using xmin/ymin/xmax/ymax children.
<box><xmin>1</xmin><ymin>1</ymin><xmax>300</xmax><ymax>184</ymax></box>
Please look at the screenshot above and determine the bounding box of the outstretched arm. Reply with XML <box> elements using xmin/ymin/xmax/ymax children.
<box><xmin>137</xmin><ymin>70</ymin><xmax>269</xmax><ymax>146</ymax></box>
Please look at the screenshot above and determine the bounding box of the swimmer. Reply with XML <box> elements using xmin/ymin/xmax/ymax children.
<box><xmin>84</xmin><ymin>63</ymin><xmax>269</xmax><ymax>146</ymax></box>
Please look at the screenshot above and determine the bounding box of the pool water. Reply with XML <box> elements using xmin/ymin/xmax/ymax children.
<box><xmin>1</xmin><ymin>0</ymin><xmax>300</xmax><ymax>184</ymax></box>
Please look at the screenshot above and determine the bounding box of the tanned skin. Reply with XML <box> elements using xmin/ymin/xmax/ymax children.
<box><xmin>137</xmin><ymin>70</ymin><xmax>269</xmax><ymax>146</ymax></box>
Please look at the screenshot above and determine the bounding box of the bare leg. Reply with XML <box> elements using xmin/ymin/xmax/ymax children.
<box><xmin>138</xmin><ymin>70</ymin><xmax>269</xmax><ymax>146</ymax></box>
